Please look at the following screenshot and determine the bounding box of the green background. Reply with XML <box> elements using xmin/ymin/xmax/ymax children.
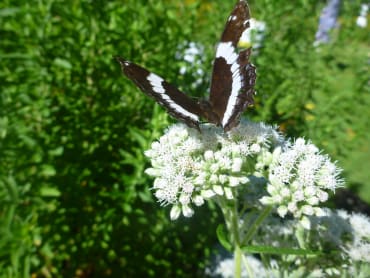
<box><xmin>1</xmin><ymin>0</ymin><xmax>369</xmax><ymax>276</ymax></box>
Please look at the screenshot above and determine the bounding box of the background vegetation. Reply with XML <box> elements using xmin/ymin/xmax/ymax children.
<box><xmin>0</xmin><ymin>0</ymin><xmax>368</xmax><ymax>277</ymax></box>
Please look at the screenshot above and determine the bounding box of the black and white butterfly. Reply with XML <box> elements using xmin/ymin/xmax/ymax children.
<box><xmin>116</xmin><ymin>0</ymin><xmax>256</xmax><ymax>132</ymax></box>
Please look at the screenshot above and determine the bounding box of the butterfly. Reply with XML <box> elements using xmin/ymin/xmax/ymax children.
<box><xmin>115</xmin><ymin>0</ymin><xmax>256</xmax><ymax>132</ymax></box>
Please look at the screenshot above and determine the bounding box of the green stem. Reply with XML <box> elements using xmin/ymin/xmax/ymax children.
<box><xmin>234</xmin><ymin>244</ymin><xmax>242</xmax><ymax>278</ymax></box>
<box><xmin>218</xmin><ymin>194</ymin><xmax>243</xmax><ymax>277</ymax></box>
<box><xmin>242</xmin><ymin>206</ymin><xmax>273</xmax><ymax>246</ymax></box>
<box><xmin>295</xmin><ymin>224</ymin><xmax>306</xmax><ymax>249</ymax></box>
<box><xmin>239</xmin><ymin>202</ymin><xmax>252</xmax><ymax>218</ymax></box>
<box><xmin>231</xmin><ymin>195</ymin><xmax>242</xmax><ymax>278</ymax></box>
<box><xmin>231</xmin><ymin>194</ymin><xmax>240</xmax><ymax>245</ymax></box>
<box><xmin>218</xmin><ymin>197</ymin><xmax>233</xmax><ymax>234</ymax></box>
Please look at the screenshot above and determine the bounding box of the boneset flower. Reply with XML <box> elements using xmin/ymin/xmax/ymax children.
<box><xmin>260</xmin><ymin>138</ymin><xmax>344</xmax><ymax>225</ymax></box>
<box><xmin>145</xmin><ymin>119</ymin><xmax>343</xmax><ymax>222</ymax></box>
<box><xmin>145</xmin><ymin>120</ymin><xmax>282</xmax><ymax>219</ymax></box>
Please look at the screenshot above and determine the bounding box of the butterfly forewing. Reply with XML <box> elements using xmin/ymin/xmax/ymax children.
<box><xmin>116</xmin><ymin>57</ymin><xmax>203</xmax><ymax>130</ymax></box>
<box><xmin>209</xmin><ymin>0</ymin><xmax>256</xmax><ymax>131</ymax></box>
<box><xmin>219</xmin><ymin>0</ymin><xmax>252</xmax><ymax>46</ymax></box>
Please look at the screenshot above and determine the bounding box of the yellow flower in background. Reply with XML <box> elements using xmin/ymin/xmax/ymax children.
<box><xmin>304</xmin><ymin>102</ymin><xmax>315</xmax><ymax>110</ymax></box>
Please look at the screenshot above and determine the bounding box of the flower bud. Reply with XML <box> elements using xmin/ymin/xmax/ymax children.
<box><xmin>182</xmin><ymin>205</ymin><xmax>194</xmax><ymax>218</ymax></box>
<box><xmin>170</xmin><ymin>206</ymin><xmax>181</xmax><ymax>220</ymax></box>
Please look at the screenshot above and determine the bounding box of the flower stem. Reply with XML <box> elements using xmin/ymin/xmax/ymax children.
<box><xmin>231</xmin><ymin>193</ymin><xmax>241</xmax><ymax>245</ymax></box>
<box><xmin>295</xmin><ymin>224</ymin><xmax>306</xmax><ymax>249</ymax></box>
<box><xmin>231</xmin><ymin>196</ymin><xmax>242</xmax><ymax>278</ymax></box>
<box><xmin>242</xmin><ymin>206</ymin><xmax>273</xmax><ymax>246</ymax></box>
<box><xmin>234</xmin><ymin>244</ymin><xmax>242</xmax><ymax>278</ymax></box>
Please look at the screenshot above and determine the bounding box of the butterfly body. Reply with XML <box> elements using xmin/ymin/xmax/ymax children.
<box><xmin>116</xmin><ymin>0</ymin><xmax>256</xmax><ymax>132</ymax></box>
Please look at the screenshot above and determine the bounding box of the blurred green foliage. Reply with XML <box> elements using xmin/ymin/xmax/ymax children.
<box><xmin>0</xmin><ymin>0</ymin><xmax>368</xmax><ymax>277</ymax></box>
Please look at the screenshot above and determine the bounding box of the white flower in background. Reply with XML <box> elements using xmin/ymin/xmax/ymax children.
<box><xmin>250</xmin><ymin>209</ymin><xmax>370</xmax><ymax>274</ymax></box>
<box><xmin>356</xmin><ymin>4</ymin><xmax>369</xmax><ymax>28</ymax></box>
<box><xmin>206</xmin><ymin>253</ymin><xmax>269</xmax><ymax>278</ymax></box>
<box><xmin>306</xmin><ymin>209</ymin><xmax>370</xmax><ymax>269</ymax></box>
<box><xmin>239</xmin><ymin>18</ymin><xmax>267</xmax><ymax>49</ymax></box>
<box><xmin>307</xmin><ymin>209</ymin><xmax>352</xmax><ymax>248</ymax></box>
<box><xmin>176</xmin><ymin>42</ymin><xmax>205</xmax><ymax>89</ymax></box>
<box><xmin>347</xmin><ymin>211</ymin><xmax>370</xmax><ymax>242</ymax></box>
<box><xmin>260</xmin><ymin>138</ymin><xmax>344</xmax><ymax>224</ymax></box>
<box><xmin>335</xmin><ymin>210</ymin><xmax>370</xmax><ymax>262</ymax></box>
<box><xmin>145</xmin><ymin>120</ymin><xmax>282</xmax><ymax>220</ymax></box>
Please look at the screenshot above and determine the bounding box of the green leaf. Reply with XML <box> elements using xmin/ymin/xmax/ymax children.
<box><xmin>138</xmin><ymin>191</ymin><xmax>153</xmax><ymax>203</ymax></box>
<box><xmin>216</xmin><ymin>224</ymin><xmax>232</xmax><ymax>252</ymax></box>
<box><xmin>48</xmin><ymin>146</ymin><xmax>64</xmax><ymax>156</ymax></box>
<box><xmin>0</xmin><ymin>7</ymin><xmax>21</xmax><ymax>17</ymax></box>
<box><xmin>41</xmin><ymin>165</ymin><xmax>56</xmax><ymax>177</ymax></box>
<box><xmin>39</xmin><ymin>187</ymin><xmax>61</xmax><ymax>197</ymax></box>
<box><xmin>53</xmin><ymin>58</ymin><xmax>72</xmax><ymax>69</ymax></box>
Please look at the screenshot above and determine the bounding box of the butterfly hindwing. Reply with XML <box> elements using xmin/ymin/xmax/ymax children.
<box><xmin>223</xmin><ymin>48</ymin><xmax>256</xmax><ymax>131</ymax></box>
<box><xmin>209</xmin><ymin>0</ymin><xmax>256</xmax><ymax>131</ymax></box>
<box><xmin>116</xmin><ymin>57</ymin><xmax>203</xmax><ymax>130</ymax></box>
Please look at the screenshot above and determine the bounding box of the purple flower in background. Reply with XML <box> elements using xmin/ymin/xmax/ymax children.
<box><xmin>314</xmin><ymin>0</ymin><xmax>341</xmax><ymax>45</ymax></box>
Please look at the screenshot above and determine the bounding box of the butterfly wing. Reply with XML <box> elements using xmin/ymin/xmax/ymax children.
<box><xmin>209</xmin><ymin>0</ymin><xmax>256</xmax><ymax>131</ymax></box>
<box><xmin>116</xmin><ymin>56</ymin><xmax>204</xmax><ymax>130</ymax></box>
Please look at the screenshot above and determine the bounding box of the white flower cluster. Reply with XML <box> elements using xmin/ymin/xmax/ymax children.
<box><xmin>206</xmin><ymin>254</ymin><xmax>268</xmax><ymax>278</ymax></box>
<box><xmin>336</xmin><ymin>210</ymin><xmax>370</xmax><ymax>263</ymax></box>
<box><xmin>260</xmin><ymin>138</ymin><xmax>343</xmax><ymax>225</ymax></box>
<box><xmin>145</xmin><ymin>120</ymin><xmax>281</xmax><ymax>220</ymax></box>
<box><xmin>145</xmin><ymin>120</ymin><xmax>344</xmax><ymax>221</ymax></box>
